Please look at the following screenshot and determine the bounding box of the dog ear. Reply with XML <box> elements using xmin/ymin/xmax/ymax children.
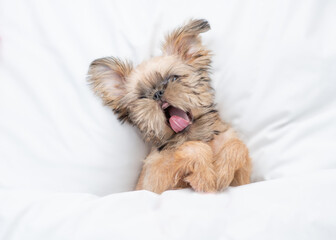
<box><xmin>162</xmin><ymin>19</ymin><xmax>211</xmax><ymax>66</ymax></box>
<box><xmin>88</xmin><ymin>57</ymin><xmax>133</xmax><ymax>122</ymax></box>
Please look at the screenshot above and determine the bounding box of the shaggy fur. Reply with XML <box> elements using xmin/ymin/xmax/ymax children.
<box><xmin>88</xmin><ymin>19</ymin><xmax>251</xmax><ymax>193</ymax></box>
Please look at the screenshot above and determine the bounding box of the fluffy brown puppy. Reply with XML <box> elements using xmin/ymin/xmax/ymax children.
<box><xmin>88</xmin><ymin>19</ymin><xmax>251</xmax><ymax>194</ymax></box>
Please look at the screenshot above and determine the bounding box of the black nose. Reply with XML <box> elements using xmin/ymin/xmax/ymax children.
<box><xmin>153</xmin><ymin>90</ymin><xmax>164</xmax><ymax>100</ymax></box>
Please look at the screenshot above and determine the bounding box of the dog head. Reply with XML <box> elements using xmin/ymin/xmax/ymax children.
<box><xmin>88</xmin><ymin>19</ymin><xmax>216</xmax><ymax>146</ymax></box>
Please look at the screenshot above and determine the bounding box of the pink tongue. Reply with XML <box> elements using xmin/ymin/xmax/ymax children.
<box><xmin>168</xmin><ymin>107</ymin><xmax>190</xmax><ymax>133</ymax></box>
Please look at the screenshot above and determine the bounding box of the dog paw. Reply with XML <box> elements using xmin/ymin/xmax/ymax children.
<box><xmin>215</xmin><ymin>174</ymin><xmax>232</xmax><ymax>191</ymax></box>
<box><xmin>214</xmin><ymin>138</ymin><xmax>251</xmax><ymax>190</ymax></box>
<box><xmin>174</xmin><ymin>141</ymin><xmax>217</xmax><ymax>192</ymax></box>
<box><xmin>183</xmin><ymin>165</ymin><xmax>217</xmax><ymax>193</ymax></box>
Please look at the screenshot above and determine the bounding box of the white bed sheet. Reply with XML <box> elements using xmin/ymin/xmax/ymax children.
<box><xmin>1</xmin><ymin>0</ymin><xmax>336</xmax><ymax>239</ymax></box>
<box><xmin>1</xmin><ymin>170</ymin><xmax>336</xmax><ymax>240</ymax></box>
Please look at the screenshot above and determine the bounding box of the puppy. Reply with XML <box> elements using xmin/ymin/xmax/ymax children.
<box><xmin>88</xmin><ymin>19</ymin><xmax>251</xmax><ymax>194</ymax></box>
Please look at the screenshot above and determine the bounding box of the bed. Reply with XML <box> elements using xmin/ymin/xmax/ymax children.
<box><xmin>1</xmin><ymin>0</ymin><xmax>336</xmax><ymax>239</ymax></box>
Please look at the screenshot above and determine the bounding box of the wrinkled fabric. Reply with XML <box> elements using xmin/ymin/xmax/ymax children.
<box><xmin>1</xmin><ymin>171</ymin><xmax>336</xmax><ymax>240</ymax></box>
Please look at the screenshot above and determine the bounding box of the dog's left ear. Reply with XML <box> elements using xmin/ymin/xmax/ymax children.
<box><xmin>87</xmin><ymin>57</ymin><xmax>133</xmax><ymax>122</ymax></box>
<box><xmin>162</xmin><ymin>19</ymin><xmax>211</xmax><ymax>66</ymax></box>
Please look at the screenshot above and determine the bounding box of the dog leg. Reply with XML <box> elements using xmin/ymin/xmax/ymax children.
<box><xmin>230</xmin><ymin>163</ymin><xmax>251</xmax><ymax>186</ymax></box>
<box><xmin>136</xmin><ymin>141</ymin><xmax>216</xmax><ymax>193</ymax></box>
<box><xmin>173</xmin><ymin>141</ymin><xmax>216</xmax><ymax>192</ymax></box>
<box><xmin>214</xmin><ymin>138</ymin><xmax>251</xmax><ymax>190</ymax></box>
<box><xmin>135</xmin><ymin>150</ymin><xmax>176</xmax><ymax>194</ymax></box>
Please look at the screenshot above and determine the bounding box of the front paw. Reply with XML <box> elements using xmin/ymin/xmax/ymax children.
<box><xmin>214</xmin><ymin>139</ymin><xmax>251</xmax><ymax>190</ymax></box>
<box><xmin>183</xmin><ymin>166</ymin><xmax>216</xmax><ymax>192</ymax></box>
<box><xmin>174</xmin><ymin>141</ymin><xmax>216</xmax><ymax>193</ymax></box>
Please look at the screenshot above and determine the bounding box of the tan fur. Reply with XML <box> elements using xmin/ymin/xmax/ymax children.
<box><xmin>88</xmin><ymin>19</ymin><xmax>251</xmax><ymax>194</ymax></box>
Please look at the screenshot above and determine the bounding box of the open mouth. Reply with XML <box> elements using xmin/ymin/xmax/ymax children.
<box><xmin>162</xmin><ymin>102</ymin><xmax>192</xmax><ymax>133</ymax></box>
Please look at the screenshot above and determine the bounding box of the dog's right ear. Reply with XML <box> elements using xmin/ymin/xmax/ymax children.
<box><xmin>88</xmin><ymin>57</ymin><xmax>133</xmax><ymax>122</ymax></box>
<box><xmin>161</xmin><ymin>19</ymin><xmax>211</xmax><ymax>66</ymax></box>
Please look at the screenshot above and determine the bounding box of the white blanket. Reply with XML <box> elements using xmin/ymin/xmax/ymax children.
<box><xmin>1</xmin><ymin>0</ymin><xmax>336</xmax><ymax>239</ymax></box>
<box><xmin>1</xmin><ymin>170</ymin><xmax>336</xmax><ymax>240</ymax></box>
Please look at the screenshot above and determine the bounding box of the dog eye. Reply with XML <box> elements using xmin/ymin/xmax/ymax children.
<box><xmin>171</xmin><ymin>75</ymin><xmax>179</xmax><ymax>82</ymax></box>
